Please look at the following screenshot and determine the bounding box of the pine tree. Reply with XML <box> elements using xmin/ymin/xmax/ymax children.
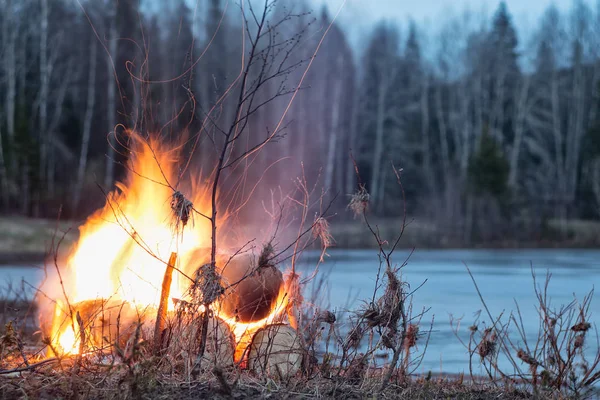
<box><xmin>488</xmin><ymin>2</ymin><xmax>519</xmax><ymax>78</ymax></box>
<box><xmin>468</xmin><ymin>129</ymin><xmax>509</xmax><ymax>198</ymax></box>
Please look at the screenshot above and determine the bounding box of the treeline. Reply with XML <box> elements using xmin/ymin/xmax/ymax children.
<box><xmin>1</xmin><ymin>0</ymin><xmax>600</xmax><ymax>245</ymax></box>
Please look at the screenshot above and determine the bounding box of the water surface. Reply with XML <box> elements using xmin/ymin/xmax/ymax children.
<box><xmin>297</xmin><ymin>249</ymin><xmax>600</xmax><ymax>375</ymax></box>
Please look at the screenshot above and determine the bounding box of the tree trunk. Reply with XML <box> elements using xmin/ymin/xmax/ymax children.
<box><xmin>565</xmin><ymin>58</ymin><xmax>585</xmax><ymax>216</ymax></box>
<box><xmin>592</xmin><ymin>159</ymin><xmax>600</xmax><ymax>212</ymax></box>
<box><xmin>324</xmin><ymin>55</ymin><xmax>343</xmax><ymax>192</ymax></box>
<box><xmin>550</xmin><ymin>70</ymin><xmax>566</xmax><ymax>229</ymax></box>
<box><xmin>47</xmin><ymin>60</ymin><xmax>74</xmax><ymax>199</ymax></box>
<box><xmin>2</xmin><ymin>0</ymin><xmax>16</xmax><ymax>190</ymax></box>
<box><xmin>370</xmin><ymin>77</ymin><xmax>387</xmax><ymax>210</ymax></box>
<box><xmin>3</xmin><ymin>1</ymin><xmax>16</xmax><ymax>143</ymax></box>
<box><xmin>105</xmin><ymin>3</ymin><xmax>118</xmax><ymax>189</ymax></box>
<box><xmin>21</xmin><ymin>161</ymin><xmax>29</xmax><ymax>215</ymax></box>
<box><xmin>73</xmin><ymin>36</ymin><xmax>97</xmax><ymax>214</ymax></box>
<box><xmin>376</xmin><ymin>162</ymin><xmax>389</xmax><ymax>214</ymax></box>
<box><xmin>38</xmin><ymin>0</ymin><xmax>49</xmax><ymax>214</ymax></box>
<box><xmin>464</xmin><ymin>194</ymin><xmax>473</xmax><ymax>245</ymax></box>
<box><xmin>490</xmin><ymin>68</ymin><xmax>506</xmax><ymax>144</ymax></box>
<box><xmin>508</xmin><ymin>76</ymin><xmax>530</xmax><ymax>188</ymax></box>
<box><xmin>0</xmin><ymin>125</ymin><xmax>9</xmax><ymax>209</ymax></box>
<box><xmin>420</xmin><ymin>74</ymin><xmax>435</xmax><ymax>197</ymax></box>
<box><xmin>435</xmin><ymin>86</ymin><xmax>450</xmax><ymax>181</ymax></box>
<box><xmin>17</xmin><ymin>26</ymin><xmax>28</xmax><ymax>214</ymax></box>
<box><xmin>335</xmin><ymin>131</ymin><xmax>345</xmax><ymax>196</ymax></box>
<box><xmin>345</xmin><ymin>92</ymin><xmax>358</xmax><ymax>194</ymax></box>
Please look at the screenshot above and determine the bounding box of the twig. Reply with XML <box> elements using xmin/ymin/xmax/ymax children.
<box><xmin>72</xmin><ymin>311</ymin><xmax>86</xmax><ymax>375</ymax></box>
<box><xmin>0</xmin><ymin>357</ymin><xmax>63</xmax><ymax>375</ymax></box>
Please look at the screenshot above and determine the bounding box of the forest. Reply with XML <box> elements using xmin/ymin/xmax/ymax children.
<box><xmin>1</xmin><ymin>0</ymin><xmax>600</xmax><ymax>246</ymax></box>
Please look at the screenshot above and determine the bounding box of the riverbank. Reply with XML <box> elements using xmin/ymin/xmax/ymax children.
<box><xmin>1</xmin><ymin>216</ymin><xmax>600</xmax><ymax>264</ymax></box>
<box><xmin>329</xmin><ymin>217</ymin><xmax>600</xmax><ymax>249</ymax></box>
<box><xmin>0</xmin><ymin>217</ymin><xmax>78</xmax><ymax>264</ymax></box>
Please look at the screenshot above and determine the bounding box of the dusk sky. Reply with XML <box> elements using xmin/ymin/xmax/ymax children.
<box><xmin>312</xmin><ymin>0</ymin><xmax>595</xmax><ymax>50</ymax></box>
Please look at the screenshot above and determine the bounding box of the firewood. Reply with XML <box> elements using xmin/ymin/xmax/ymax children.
<box><xmin>168</xmin><ymin>314</ymin><xmax>235</xmax><ymax>369</ymax></box>
<box><xmin>218</xmin><ymin>254</ymin><xmax>283</xmax><ymax>323</ymax></box>
<box><xmin>53</xmin><ymin>299</ymin><xmax>146</xmax><ymax>352</ymax></box>
<box><xmin>248</xmin><ymin>324</ymin><xmax>303</xmax><ymax>378</ymax></box>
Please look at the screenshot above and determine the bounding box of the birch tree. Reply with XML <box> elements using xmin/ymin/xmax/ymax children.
<box><xmin>359</xmin><ymin>22</ymin><xmax>401</xmax><ymax>212</ymax></box>
<box><xmin>526</xmin><ymin>2</ymin><xmax>594</xmax><ymax>222</ymax></box>
<box><xmin>73</xmin><ymin>31</ymin><xmax>97</xmax><ymax>213</ymax></box>
<box><xmin>38</xmin><ymin>0</ymin><xmax>49</xmax><ymax>209</ymax></box>
<box><xmin>3</xmin><ymin>0</ymin><xmax>16</xmax><ymax>146</ymax></box>
<box><xmin>104</xmin><ymin>0</ymin><xmax>117</xmax><ymax>189</ymax></box>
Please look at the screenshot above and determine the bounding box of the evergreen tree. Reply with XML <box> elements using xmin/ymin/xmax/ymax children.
<box><xmin>468</xmin><ymin>129</ymin><xmax>510</xmax><ymax>198</ymax></box>
<box><xmin>488</xmin><ymin>2</ymin><xmax>520</xmax><ymax>77</ymax></box>
<box><xmin>404</xmin><ymin>21</ymin><xmax>421</xmax><ymax>84</ymax></box>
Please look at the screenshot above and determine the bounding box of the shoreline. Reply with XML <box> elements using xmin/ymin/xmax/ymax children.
<box><xmin>1</xmin><ymin>216</ymin><xmax>599</xmax><ymax>266</ymax></box>
<box><xmin>1</xmin><ymin>245</ymin><xmax>599</xmax><ymax>267</ymax></box>
<box><xmin>0</xmin><ymin>252</ymin><xmax>47</xmax><ymax>266</ymax></box>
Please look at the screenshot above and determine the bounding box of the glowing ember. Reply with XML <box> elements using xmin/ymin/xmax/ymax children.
<box><xmin>46</xmin><ymin>133</ymin><xmax>290</xmax><ymax>360</ymax></box>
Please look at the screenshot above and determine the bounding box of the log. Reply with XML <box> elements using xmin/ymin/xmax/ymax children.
<box><xmin>218</xmin><ymin>254</ymin><xmax>283</xmax><ymax>323</ymax></box>
<box><xmin>248</xmin><ymin>324</ymin><xmax>303</xmax><ymax>378</ymax></box>
<box><xmin>168</xmin><ymin>314</ymin><xmax>235</xmax><ymax>370</ymax></box>
<box><xmin>52</xmin><ymin>299</ymin><xmax>145</xmax><ymax>353</ymax></box>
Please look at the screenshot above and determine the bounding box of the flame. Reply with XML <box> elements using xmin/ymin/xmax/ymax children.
<box><xmin>219</xmin><ymin>280</ymin><xmax>291</xmax><ymax>361</ymax></box>
<box><xmin>48</xmin><ymin>133</ymin><xmax>290</xmax><ymax>359</ymax></box>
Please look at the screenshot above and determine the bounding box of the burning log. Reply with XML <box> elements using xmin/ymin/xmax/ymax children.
<box><xmin>168</xmin><ymin>313</ymin><xmax>235</xmax><ymax>370</ymax></box>
<box><xmin>51</xmin><ymin>299</ymin><xmax>147</xmax><ymax>354</ymax></box>
<box><xmin>218</xmin><ymin>254</ymin><xmax>283</xmax><ymax>323</ymax></box>
<box><xmin>248</xmin><ymin>324</ymin><xmax>303</xmax><ymax>378</ymax></box>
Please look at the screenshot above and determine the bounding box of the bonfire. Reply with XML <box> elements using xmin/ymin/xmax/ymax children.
<box><xmin>40</xmin><ymin>133</ymin><xmax>303</xmax><ymax>377</ymax></box>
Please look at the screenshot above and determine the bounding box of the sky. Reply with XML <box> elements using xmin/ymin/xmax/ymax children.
<box><xmin>311</xmin><ymin>0</ymin><xmax>594</xmax><ymax>50</ymax></box>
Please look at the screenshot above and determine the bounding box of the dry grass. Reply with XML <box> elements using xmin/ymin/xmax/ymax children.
<box><xmin>0</xmin><ymin>371</ymin><xmax>533</xmax><ymax>399</ymax></box>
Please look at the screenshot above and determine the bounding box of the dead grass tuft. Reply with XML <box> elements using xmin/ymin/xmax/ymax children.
<box><xmin>347</xmin><ymin>185</ymin><xmax>370</xmax><ymax>218</ymax></box>
<box><xmin>191</xmin><ymin>263</ymin><xmax>224</xmax><ymax>305</ymax></box>
<box><xmin>170</xmin><ymin>190</ymin><xmax>193</xmax><ymax>230</ymax></box>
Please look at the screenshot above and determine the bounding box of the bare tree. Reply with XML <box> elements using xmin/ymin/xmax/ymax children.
<box><xmin>73</xmin><ymin>31</ymin><xmax>98</xmax><ymax>213</ymax></box>
<box><xmin>180</xmin><ymin>0</ymin><xmax>329</xmax><ymax>367</ymax></box>
<box><xmin>104</xmin><ymin>0</ymin><xmax>117</xmax><ymax>189</ymax></box>
<box><xmin>323</xmin><ymin>54</ymin><xmax>344</xmax><ymax>192</ymax></box>
<box><xmin>508</xmin><ymin>74</ymin><xmax>532</xmax><ymax>188</ymax></box>
<box><xmin>3</xmin><ymin>0</ymin><xmax>16</xmax><ymax>144</ymax></box>
<box><xmin>38</xmin><ymin>0</ymin><xmax>49</xmax><ymax>212</ymax></box>
<box><xmin>359</xmin><ymin>23</ymin><xmax>401</xmax><ymax>212</ymax></box>
<box><xmin>525</xmin><ymin>2</ymin><xmax>594</xmax><ymax>226</ymax></box>
<box><xmin>0</xmin><ymin>125</ymin><xmax>8</xmax><ymax>209</ymax></box>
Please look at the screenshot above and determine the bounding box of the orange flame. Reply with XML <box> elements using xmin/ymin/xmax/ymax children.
<box><xmin>48</xmin><ymin>133</ymin><xmax>290</xmax><ymax>359</ymax></box>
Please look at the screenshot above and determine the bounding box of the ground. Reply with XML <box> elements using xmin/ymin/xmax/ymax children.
<box><xmin>0</xmin><ymin>368</ymin><xmax>534</xmax><ymax>400</ymax></box>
